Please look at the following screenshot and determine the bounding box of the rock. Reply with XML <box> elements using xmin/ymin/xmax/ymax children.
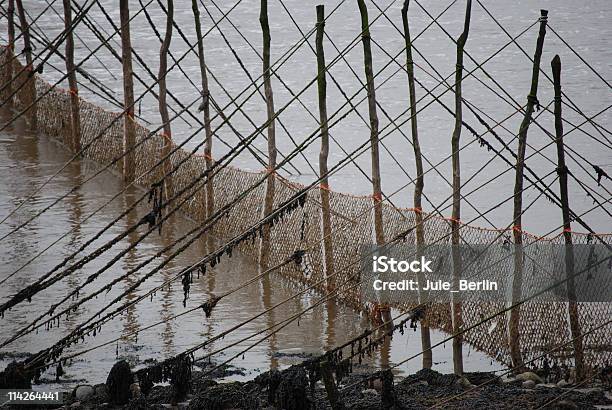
<box><xmin>74</xmin><ymin>385</ymin><xmax>94</xmax><ymax>401</ymax></box>
<box><xmin>94</xmin><ymin>384</ymin><xmax>110</xmax><ymax>402</ymax></box>
<box><xmin>125</xmin><ymin>395</ymin><xmax>148</xmax><ymax>410</ymax></box>
<box><xmin>568</xmin><ymin>368</ymin><xmax>577</xmax><ymax>384</ymax></box>
<box><xmin>130</xmin><ymin>382</ymin><xmax>141</xmax><ymax>398</ymax></box>
<box><xmin>0</xmin><ymin>361</ymin><xmax>31</xmax><ymax>389</ymax></box>
<box><xmin>188</xmin><ymin>382</ymin><xmax>257</xmax><ymax>410</ymax></box>
<box><xmin>106</xmin><ymin>360</ymin><xmax>134</xmax><ymax>405</ymax></box>
<box><xmin>273</xmin><ymin>366</ymin><xmax>310</xmax><ymax>410</ymax></box>
<box><xmin>361</xmin><ymin>389</ymin><xmax>378</xmax><ymax>396</ymax></box>
<box><xmin>555</xmin><ymin>400</ymin><xmax>578</xmax><ymax>409</ymax></box>
<box><xmin>522</xmin><ymin>380</ymin><xmax>536</xmax><ymax>389</ymax></box>
<box><xmin>557</xmin><ymin>379</ymin><xmax>569</xmax><ymax>387</ymax></box>
<box><xmin>457</xmin><ymin>376</ymin><xmax>473</xmax><ymax>388</ymax></box>
<box><xmin>70</xmin><ymin>401</ymin><xmax>82</xmax><ymax>408</ymax></box>
<box><xmin>516</xmin><ymin>371</ymin><xmax>544</xmax><ymax>384</ymax></box>
<box><xmin>413</xmin><ymin>368</ymin><xmax>457</xmax><ymax>387</ymax></box>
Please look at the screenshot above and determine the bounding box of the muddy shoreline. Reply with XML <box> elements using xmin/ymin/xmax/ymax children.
<box><xmin>4</xmin><ymin>357</ymin><xmax>609</xmax><ymax>409</ymax></box>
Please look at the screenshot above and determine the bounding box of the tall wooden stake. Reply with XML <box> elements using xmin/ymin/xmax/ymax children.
<box><xmin>450</xmin><ymin>0</ymin><xmax>471</xmax><ymax>376</ymax></box>
<box><xmin>62</xmin><ymin>0</ymin><xmax>81</xmax><ymax>152</ymax></box>
<box><xmin>258</xmin><ymin>0</ymin><xmax>277</xmax><ymax>273</ymax></box>
<box><xmin>158</xmin><ymin>0</ymin><xmax>174</xmax><ymax>201</ymax></box>
<box><xmin>316</xmin><ymin>5</ymin><xmax>335</xmax><ymax>292</ymax></box>
<box><xmin>192</xmin><ymin>0</ymin><xmax>215</xmax><ymax>252</ymax></box>
<box><xmin>356</xmin><ymin>0</ymin><xmax>391</xmax><ymax>328</ymax></box>
<box><xmin>508</xmin><ymin>9</ymin><xmax>547</xmax><ymax>372</ymax></box>
<box><xmin>356</xmin><ymin>0</ymin><xmax>384</xmax><ymax>247</ymax></box>
<box><xmin>320</xmin><ymin>359</ymin><xmax>343</xmax><ymax>410</ymax></box>
<box><xmin>402</xmin><ymin>0</ymin><xmax>432</xmax><ymax>370</ymax></box>
<box><xmin>15</xmin><ymin>0</ymin><xmax>36</xmax><ymax>129</ymax></box>
<box><xmin>552</xmin><ymin>54</ymin><xmax>584</xmax><ymax>382</ymax></box>
<box><xmin>120</xmin><ymin>0</ymin><xmax>136</xmax><ymax>184</ymax></box>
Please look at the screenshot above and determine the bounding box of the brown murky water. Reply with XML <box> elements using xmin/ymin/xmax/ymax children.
<box><xmin>0</xmin><ymin>109</ymin><xmax>501</xmax><ymax>390</ymax></box>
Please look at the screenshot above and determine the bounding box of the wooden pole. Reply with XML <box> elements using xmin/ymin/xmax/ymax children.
<box><xmin>192</xmin><ymin>0</ymin><xmax>215</xmax><ymax>252</ymax></box>
<box><xmin>258</xmin><ymin>0</ymin><xmax>277</xmax><ymax>273</ymax></box>
<box><xmin>62</xmin><ymin>0</ymin><xmax>81</xmax><ymax>152</ymax></box>
<box><xmin>552</xmin><ymin>54</ymin><xmax>584</xmax><ymax>382</ymax></box>
<box><xmin>450</xmin><ymin>0</ymin><xmax>471</xmax><ymax>376</ymax></box>
<box><xmin>356</xmin><ymin>0</ymin><xmax>384</xmax><ymax>247</ymax></box>
<box><xmin>356</xmin><ymin>0</ymin><xmax>391</xmax><ymax>328</ymax></box>
<box><xmin>158</xmin><ymin>0</ymin><xmax>174</xmax><ymax>201</ymax></box>
<box><xmin>508</xmin><ymin>9</ymin><xmax>547</xmax><ymax>372</ymax></box>
<box><xmin>15</xmin><ymin>0</ymin><xmax>36</xmax><ymax>129</ymax></box>
<box><xmin>315</xmin><ymin>5</ymin><xmax>335</xmax><ymax>292</ymax></box>
<box><xmin>401</xmin><ymin>0</ymin><xmax>432</xmax><ymax>370</ymax></box>
<box><xmin>320</xmin><ymin>359</ymin><xmax>343</xmax><ymax>410</ymax></box>
<box><xmin>119</xmin><ymin>0</ymin><xmax>136</xmax><ymax>184</ymax></box>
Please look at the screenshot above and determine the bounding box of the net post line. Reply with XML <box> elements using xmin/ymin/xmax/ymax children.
<box><xmin>302</xmin><ymin>11</ymin><xmax>542</xmax><ymax>230</ymax></box>
<box><xmin>1</xmin><ymin>41</ymin><xmax>372</xmax><ymax>340</ymax></box>
<box><xmin>358</xmin><ymin>21</ymin><xmax>611</xmax><ymax>251</ymax></box>
<box><xmin>95</xmin><ymin>160</ymin><xmax>566</xmax><ymax>380</ymax></box>
<box><xmin>13</xmin><ymin>99</ymin><xmax>552</xmax><ymax>367</ymax></box>
<box><xmin>234</xmin><ymin>0</ymin><xmax>424</xmax><ymax>227</ymax></box>
<box><xmin>322</xmin><ymin>27</ymin><xmax>500</xmax><ymax>233</ymax></box>
<box><xmin>0</xmin><ymin>86</ymin><xmax>552</xmax><ymax>342</ymax></box>
<box><xmin>27</xmin><ymin>97</ymin><xmax>576</xmax><ymax>373</ymax></box>
<box><xmin>20</xmin><ymin>126</ymin><xmax>608</xmax><ymax>374</ymax></box>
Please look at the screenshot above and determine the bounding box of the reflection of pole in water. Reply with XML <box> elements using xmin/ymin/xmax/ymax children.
<box><xmin>159</xmin><ymin>211</ymin><xmax>177</xmax><ymax>356</ymax></box>
<box><xmin>378</xmin><ymin>324</ymin><xmax>392</xmax><ymax>370</ymax></box>
<box><xmin>195</xmin><ymin>234</ymin><xmax>215</xmax><ymax>347</ymax></box>
<box><xmin>121</xmin><ymin>190</ymin><xmax>140</xmax><ymax>344</ymax></box>
<box><xmin>64</xmin><ymin>157</ymin><xmax>84</xmax><ymax>331</ymax></box>
<box><xmin>260</xmin><ymin>274</ymin><xmax>278</xmax><ymax>370</ymax></box>
<box><xmin>324</xmin><ymin>300</ymin><xmax>336</xmax><ymax>351</ymax></box>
